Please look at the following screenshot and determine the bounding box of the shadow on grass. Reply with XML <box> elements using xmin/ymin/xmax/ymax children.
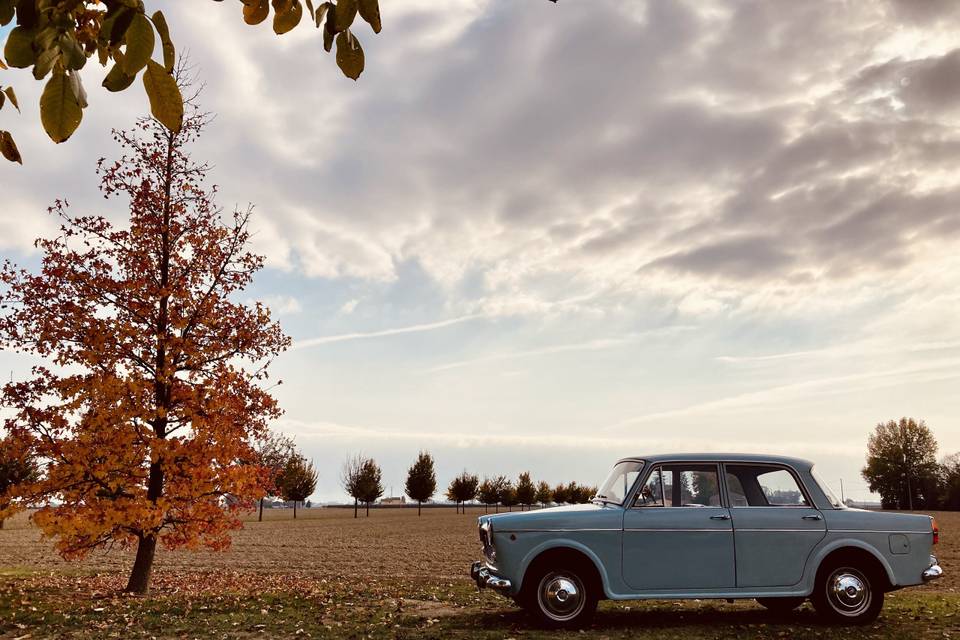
<box><xmin>445</xmin><ymin>602</ymin><xmax>855</xmax><ymax>636</ymax></box>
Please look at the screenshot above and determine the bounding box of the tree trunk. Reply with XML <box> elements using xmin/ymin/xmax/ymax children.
<box><xmin>126</xmin><ymin>535</ymin><xmax>158</xmax><ymax>594</ymax></box>
<box><xmin>126</xmin><ymin>460</ymin><xmax>165</xmax><ymax>594</ymax></box>
<box><xmin>418</xmin><ymin>500</ymin><xmax>422</xmax><ymax>516</ymax></box>
<box><xmin>0</xmin><ymin>518</ymin><xmax>4</xmax><ymax>530</ymax></box>
<box><xmin>132</xmin><ymin>134</ymin><xmax>174</xmax><ymax>598</ymax></box>
<box><xmin>495</xmin><ymin>504</ymin><xmax>499</xmax><ymax>513</ymax></box>
<box><xmin>294</xmin><ymin>500</ymin><xmax>298</xmax><ymax>519</ymax></box>
<box><xmin>354</xmin><ymin>497</ymin><xmax>358</xmax><ymax>518</ymax></box>
<box><xmin>259</xmin><ymin>497</ymin><xmax>264</xmax><ymax>522</ymax></box>
<box><xmin>365</xmin><ymin>501</ymin><xmax>370</xmax><ymax>517</ymax></box>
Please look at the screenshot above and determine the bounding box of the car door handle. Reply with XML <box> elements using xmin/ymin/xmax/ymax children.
<box><xmin>710</xmin><ymin>514</ymin><xmax>731</xmax><ymax>520</ymax></box>
<box><xmin>802</xmin><ymin>514</ymin><xmax>823</xmax><ymax>521</ymax></box>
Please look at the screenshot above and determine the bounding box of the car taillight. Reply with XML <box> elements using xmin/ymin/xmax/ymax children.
<box><xmin>932</xmin><ymin>517</ymin><xmax>939</xmax><ymax>545</ymax></box>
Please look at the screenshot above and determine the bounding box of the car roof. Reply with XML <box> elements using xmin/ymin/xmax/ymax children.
<box><xmin>615</xmin><ymin>452</ymin><xmax>814</xmax><ymax>470</ymax></box>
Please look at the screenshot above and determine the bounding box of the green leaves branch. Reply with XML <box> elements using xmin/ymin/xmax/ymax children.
<box><xmin>0</xmin><ymin>0</ymin><xmax>383</xmax><ymax>163</ymax></box>
<box><xmin>242</xmin><ymin>0</ymin><xmax>379</xmax><ymax>79</ymax></box>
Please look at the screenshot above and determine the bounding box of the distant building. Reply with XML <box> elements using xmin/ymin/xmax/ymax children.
<box><xmin>381</xmin><ymin>496</ymin><xmax>406</xmax><ymax>505</ymax></box>
<box><xmin>264</xmin><ymin>500</ymin><xmax>303</xmax><ymax>509</ymax></box>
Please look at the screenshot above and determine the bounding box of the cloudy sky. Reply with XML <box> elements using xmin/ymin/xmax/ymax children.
<box><xmin>2</xmin><ymin>0</ymin><xmax>960</xmax><ymax>502</ymax></box>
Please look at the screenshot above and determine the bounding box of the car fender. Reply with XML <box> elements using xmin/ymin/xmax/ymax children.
<box><xmin>516</xmin><ymin>537</ymin><xmax>614</xmax><ymax>598</ymax></box>
<box><xmin>805</xmin><ymin>537</ymin><xmax>897</xmax><ymax>590</ymax></box>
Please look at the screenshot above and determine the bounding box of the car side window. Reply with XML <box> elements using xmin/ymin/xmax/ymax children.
<box><xmin>635</xmin><ymin>464</ymin><xmax>721</xmax><ymax>507</ymax></box>
<box><xmin>758</xmin><ymin>469</ymin><xmax>808</xmax><ymax>506</ymax></box>
<box><xmin>726</xmin><ymin>465</ymin><xmax>809</xmax><ymax>507</ymax></box>
<box><xmin>665</xmin><ymin>465</ymin><xmax>722</xmax><ymax>507</ymax></box>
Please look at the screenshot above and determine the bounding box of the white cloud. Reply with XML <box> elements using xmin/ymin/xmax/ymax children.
<box><xmin>423</xmin><ymin>337</ymin><xmax>634</xmax><ymax>374</ymax></box>
<box><xmin>604</xmin><ymin>358</ymin><xmax>960</xmax><ymax>432</ymax></box>
<box><xmin>290</xmin><ymin>313</ymin><xmax>485</xmax><ymax>350</ymax></box>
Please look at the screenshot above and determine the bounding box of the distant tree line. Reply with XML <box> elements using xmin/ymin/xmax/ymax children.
<box><xmin>451</xmin><ymin>471</ymin><xmax>597</xmax><ymax>514</ymax></box>
<box><xmin>334</xmin><ymin>451</ymin><xmax>600</xmax><ymax>515</ymax></box>
<box><xmin>862</xmin><ymin>417</ymin><xmax>960</xmax><ymax>510</ymax></box>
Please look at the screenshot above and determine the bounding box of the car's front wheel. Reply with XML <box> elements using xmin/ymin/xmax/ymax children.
<box><xmin>811</xmin><ymin>563</ymin><xmax>884</xmax><ymax>624</ymax></box>
<box><xmin>522</xmin><ymin>563</ymin><xmax>599</xmax><ymax>629</ymax></box>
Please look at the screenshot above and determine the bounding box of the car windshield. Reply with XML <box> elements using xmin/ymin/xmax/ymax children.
<box><xmin>596</xmin><ymin>460</ymin><xmax>644</xmax><ymax>505</ymax></box>
<box><xmin>811</xmin><ymin>466</ymin><xmax>843</xmax><ymax>508</ymax></box>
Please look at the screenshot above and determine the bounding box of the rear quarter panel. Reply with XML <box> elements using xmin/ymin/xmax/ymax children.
<box><xmin>817</xmin><ymin>509</ymin><xmax>935</xmax><ymax>589</ymax></box>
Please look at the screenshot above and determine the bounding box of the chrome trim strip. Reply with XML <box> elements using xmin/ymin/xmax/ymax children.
<box><xmin>500</xmin><ymin>526</ymin><xmax>929</xmax><ymax>535</ymax></box>
<box><xmin>624</xmin><ymin>528</ymin><xmax>732</xmax><ymax>533</ymax></box>
<box><xmin>735</xmin><ymin>528</ymin><xmax>825</xmax><ymax>533</ymax></box>
<box><xmin>728</xmin><ymin>506</ymin><xmax>815</xmax><ymax>509</ymax></box>
<box><xmin>828</xmin><ymin>529</ymin><xmax>931</xmax><ymax>534</ymax></box>
<box><xmin>606</xmin><ymin>589</ymin><xmax>810</xmax><ymax>600</ymax></box>
<box><xmin>497</xmin><ymin>528</ymin><xmax>621</xmax><ymax>533</ymax></box>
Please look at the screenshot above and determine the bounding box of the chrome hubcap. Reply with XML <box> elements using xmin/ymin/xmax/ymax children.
<box><xmin>539</xmin><ymin>572</ymin><xmax>585</xmax><ymax>621</ymax></box>
<box><xmin>828</xmin><ymin>568</ymin><xmax>871</xmax><ymax>616</ymax></box>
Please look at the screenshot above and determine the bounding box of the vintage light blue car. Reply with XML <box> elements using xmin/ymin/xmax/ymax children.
<box><xmin>470</xmin><ymin>453</ymin><xmax>942</xmax><ymax>628</ymax></box>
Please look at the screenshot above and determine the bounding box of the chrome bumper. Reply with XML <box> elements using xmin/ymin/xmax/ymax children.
<box><xmin>471</xmin><ymin>561</ymin><xmax>512</xmax><ymax>592</ymax></box>
<box><xmin>922</xmin><ymin>555</ymin><xmax>943</xmax><ymax>582</ymax></box>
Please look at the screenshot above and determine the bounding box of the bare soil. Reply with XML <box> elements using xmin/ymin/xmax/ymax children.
<box><xmin>0</xmin><ymin>506</ymin><xmax>488</xmax><ymax>580</ymax></box>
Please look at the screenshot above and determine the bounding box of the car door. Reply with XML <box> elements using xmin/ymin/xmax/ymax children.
<box><xmin>725</xmin><ymin>463</ymin><xmax>827</xmax><ymax>588</ymax></box>
<box><xmin>622</xmin><ymin>463</ymin><xmax>736</xmax><ymax>591</ymax></box>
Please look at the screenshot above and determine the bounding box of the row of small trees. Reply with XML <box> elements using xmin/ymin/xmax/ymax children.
<box><xmin>468</xmin><ymin>473</ymin><xmax>598</xmax><ymax>513</ymax></box>
<box><xmin>335</xmin><ymin>450</ymin><xmax>599</xmax><ymax>517</ymax></box>
<box><xmin>251</xmin><ymin>432</ymin><xmax>319</xmax><ymax>520</ymax></box>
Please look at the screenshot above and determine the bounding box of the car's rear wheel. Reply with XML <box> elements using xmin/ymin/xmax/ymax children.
<box><xmin>522</xmin><ymin>563</ymin><xmax>599</xmax><ymax>629</ymax></box>
<box><xmin>812</xmin><ymin>563</ymin><xmax>884</xmax><ymax>624</ymax></box>
<box><xmin>756</xmin><ymin>597</ymin><xmax>805</xmax><ymax>614</ymax></box>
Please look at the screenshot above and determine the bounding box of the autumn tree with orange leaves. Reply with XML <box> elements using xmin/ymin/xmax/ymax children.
<box><xmin>0</xmin><ymin>86</ymin><xmax>289</xmax><ymax>594</ymax></box>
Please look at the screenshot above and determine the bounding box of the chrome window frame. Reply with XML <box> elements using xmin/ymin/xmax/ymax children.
<box><xmin>721</xmin><ymin>461</ymin><xmax>815</xmax><ymax>508</ymax></box>
<box><xmin>628</xmin><ymin>461</ymin><xmax>727</xmax><ymax>509</ymax></box>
